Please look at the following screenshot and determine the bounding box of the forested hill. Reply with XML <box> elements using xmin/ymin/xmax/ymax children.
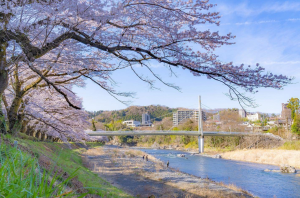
<box><xmin>88</xmin><ymin>105</ymin><xmax>178</xmax><ymax>123</ymax></box>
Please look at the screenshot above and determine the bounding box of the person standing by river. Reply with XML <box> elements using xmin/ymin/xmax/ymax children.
<box><xmin>167</xmin><ymin>160</ymin><xmax>169</xmax><ymax>168</ymax></box>
<box><xmin>143</xmin><ymin>155</ymin><xmax>145</xmax><ymax>160</ymax></box>
<box><xmin>146</xmin><ymin>155</ymin><xmax>148</xmax><ymax>161</ymax></box>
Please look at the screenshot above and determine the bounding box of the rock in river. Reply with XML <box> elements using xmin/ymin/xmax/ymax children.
<box><xmin>280</xmin><ymin>165</ymin><xmax>297</xmax><ymax>173</ymax></box>
<box><xmin>213</xmin><ymin>154</ymin><xmax>222</xmax><ymax>159</ymax></box>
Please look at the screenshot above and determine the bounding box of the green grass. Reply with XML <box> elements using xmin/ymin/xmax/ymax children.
<box><xmin>0</xmin><ymin>139</ymin><xmax>82</xmax><ymax>198</ymax></box>
<box><xmin>184</xmin><ymin>141</ymin><xmax>198</xmax><ymax>149</ymax></box>
<box><xmin>16</xmin><ymin>137</ymin><xmax>132</xmax><ymax>198</ymax></box>
<box><xmin>13</xmin><ymin>137</ymin><xmax>131</xmax><ymax>198</ymax></box>
<box><xmin>278</xmin><ymin>141</ymin><xmax>300</xmax><ymax>150</ymax></box>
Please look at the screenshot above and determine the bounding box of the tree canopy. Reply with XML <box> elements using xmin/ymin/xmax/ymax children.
<box><xmin>0</xmin><ymin>0</ymin><xmax>293</xmax><ymax>140</ymax></box>
<box><xmin>287</xmin><ymin>98</ymin><xmax>300</xmax><ymax>120</ymax></box>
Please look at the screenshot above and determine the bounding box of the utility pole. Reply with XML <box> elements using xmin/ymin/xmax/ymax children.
<box><xmin>198</xmin><ymin>95</ymin><xmax>204</xmax><ymax>153</ymax></box>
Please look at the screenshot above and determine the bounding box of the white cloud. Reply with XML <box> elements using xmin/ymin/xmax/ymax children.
<box><xmin>288</xmin><ymin>18</ymin><xmax>300</xmax><ymax>22</ymax></box>
<box><xmin>213</xmin><ymin>22</ymin><xmax>300</xmax><ymax>79</ymax></box>
<box><xmin>234</xmin><ymin>20</ymin><xmax>276</xmax><ymax>26</ymax></box>
<box><xmin>262</xmin><ymin>61</ymin><xmax>300</xmax><ymax>65</ymax></box>
<box><xmin>217</xmin><ymin>18</ymin><xmax>300</xmax><ymax>27</ymax></box>
<box><xmin>217</xmin><ymin>1</ymin><xmax>300</xmax><ymax>17</ymax></box>
<box><xmin>265</xmin><ymin>2</ymin><xmax>300</xmax><ymax>12</ymax></box>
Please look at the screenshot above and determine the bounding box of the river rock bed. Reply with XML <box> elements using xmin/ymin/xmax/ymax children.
<box><xmin>83</xmin><ymin>146</ymin><xmax>253</xmax><ymax>198</ymax></box>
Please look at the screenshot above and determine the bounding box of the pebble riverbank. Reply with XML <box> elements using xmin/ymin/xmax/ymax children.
<box><xmin>82</xmin><ymin>146</ymin><xmax>253</xmax><ymax>198</ymax></box>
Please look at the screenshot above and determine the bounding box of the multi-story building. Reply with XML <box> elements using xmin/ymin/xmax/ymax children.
<box><xmin>142</xmin><ymin>113</ymin><xmax>151</xmax><ymax>125</ymax></box>
<box><xmin>173</xmin><ymin>110</ymin><xmax>206</xmax><ymax>126</ymax></box>
<box><xmin>239</xmin><ymin>109</ymin><xmax>246</xmax><ymax>118</ymax></box>
<box><xmin>281</xmin><ymin>103</ymin><xmax>292</xmax><ymax>120</ymax></box>
<box><xmin>142</xmin><ymin>113</ymin><xmax>152</xmax><ymax>126</ymax></box>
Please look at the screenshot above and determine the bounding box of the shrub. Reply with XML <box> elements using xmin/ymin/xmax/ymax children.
<box><xmin>291</xmin><ymin>115</ymin><xmax>300</xmax><ymax>135</ymax></box>
<box><xmin>279</xmin><ymin>141</ymin><xmax>300</xmax><ymax>150</ymax></box>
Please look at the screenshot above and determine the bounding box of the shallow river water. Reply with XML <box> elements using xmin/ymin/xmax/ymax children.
<box><xmin>138</xmin><ymin>148</ymin><xmax>300</xmax><ymax>198</ymax></box>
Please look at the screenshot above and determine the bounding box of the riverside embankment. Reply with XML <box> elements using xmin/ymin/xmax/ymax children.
<box><xmin>83</xmin><ymin>146</ymin><xmax>253</xmax><ymax>198</ymax></box>
<box><xmin>4</xmin><ymin>135</ymin><xmax>131</xmax><ymax>197</ymax></box>
<box><xmin>221</xmin><ymin>149</ymin><xmax>300</xmax><ymax>168</ymax></box>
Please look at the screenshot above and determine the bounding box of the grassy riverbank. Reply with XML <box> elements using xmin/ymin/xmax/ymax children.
<box><xmin>5</xmin><ymin>132</ymin><xmax>298</xmax><ymax>197</ymax></box>
<box><xmin>135</xmin><ymin>141</ymin><xmax>241</xmax><ymax>154</ymax></box>
<box><xmin>0</xmin><ymin>139</ymin><xmax>77</xmax><ymax>197</ymax></box>
<box><xmin>133</xmin><ymin>135</ymin><xmax>243</xmax><ymax>152</ymax></box>
<box><xmin>1</xmin><ymin>134</ymin><xmax>131</xmax><ymax>197</ymax></box>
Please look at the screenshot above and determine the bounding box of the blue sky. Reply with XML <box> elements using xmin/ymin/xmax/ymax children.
<box><xmin>73</xmin><ymin>0</ymin><xmax>300</xmax><ymax>114</ymax></box>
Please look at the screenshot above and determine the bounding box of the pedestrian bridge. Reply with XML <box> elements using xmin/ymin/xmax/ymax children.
<box><xmin>87</xmin><ymin>130</ymin><xmax>263</xmax><ymax>153</ymax></box>
<box><xmin>87</xmin><ymin>130</ymin><xmax>262</xmax><ymax>137</ymax></box>
<box><xmin>87</xmin><ymin>96</ymin><xmax>262</xmax><ymax>153</ymax></box>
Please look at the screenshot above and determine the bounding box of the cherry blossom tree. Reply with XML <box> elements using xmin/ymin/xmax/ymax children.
<box><xmin>3</xmin><ymin>57</ymin><xmax>109</xmax><ymax>142</ymax></box>
<box><xmin>22</xmin><ymin>88</ymin><xmax>90</xmax><ymax>142</ymax></box>
<box><xmin>2</xmin><ymin>61</ymin><xmax>92</xmax><ymax>141</ymax></box>
<box><xmin>0</xmin><ymin>0</ymin><xmax>292</xmax><ymax>135</ymax></box>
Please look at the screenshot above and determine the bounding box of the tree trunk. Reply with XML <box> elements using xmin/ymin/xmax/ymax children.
<box><xmin>0</xmin><ymin>40</ymin><xmax>8</xmax><ymax>134</ymax></box>
<box><xmin>20</xmin><ymin>120</ymin><xmax>29</xmax><ymax>133</ymax></box>
<box><xmin>8</xmin><ymin>95</ymin><xmax>23</xmax><ymax>134</ymax></box>
<box><xmin>36</xmin><ymin>130</ymin><xmax>41</xmax><ymax>140</ymax></box>
<box><xmin>41</xmin><ymin>133</ymin><xmax>47</xmax><ymax>141</ymax></box>
<box><xmin>0</xmin><ymin>94</ymin><xmax>7</xmax><ymax>134</ymax></box>
<box><xmin>0</xmin><ymin>69</ymin><xmax>8</xmax><ymax>95</ymax></box>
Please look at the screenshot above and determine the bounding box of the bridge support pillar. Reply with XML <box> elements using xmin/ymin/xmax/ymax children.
<box><xmin>198</xmin><ymin>135</ymin><xmax>204</xmax><ymax>153</ymax></box>
<box><xmin>198</xmin><ymin>95</ymin><xmax>204</xmax><ymax>153</ymax></box>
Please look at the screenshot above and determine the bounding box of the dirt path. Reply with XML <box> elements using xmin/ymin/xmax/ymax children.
<box><xmin>83</xmin><ymin>146</ymin><xmax>253</xmax><ymax>198</ymax></box>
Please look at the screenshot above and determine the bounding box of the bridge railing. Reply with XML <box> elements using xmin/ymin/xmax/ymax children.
<box><xmin>86</xmin><ymin>130</ymin><xmax>263</xmax><ymax>137</ymax></box>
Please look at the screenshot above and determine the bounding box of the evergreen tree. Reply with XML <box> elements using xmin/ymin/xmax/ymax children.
<box><xmin>291</xmin><ymin>114</ymin><xmax>300</xmax><ymax>135</ymax></box>
<box><xmin>92</xmin><ymin>119</ymin><xmax>97</xmax><ymax>131</ymax></box>
<box><xmin>287</xmin><ymin>98</ymin><xmax>300</xmax><ymax>120</ymax></box>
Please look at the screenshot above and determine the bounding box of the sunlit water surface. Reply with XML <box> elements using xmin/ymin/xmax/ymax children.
<box><xmin>136</xmin><ymin>148</ymin><xmax>300</xmax><ymax>198</ymax></box>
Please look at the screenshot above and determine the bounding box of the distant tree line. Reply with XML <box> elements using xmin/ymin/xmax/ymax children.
<box><xmin>87</xmin><ymin>111</ymin><xmax>104</xmax><ymax>119</ymax></box>
<box><xmin>89</xmin><ymin>105</ymin><xmax>177</xmax><ymax>123</ymax></box>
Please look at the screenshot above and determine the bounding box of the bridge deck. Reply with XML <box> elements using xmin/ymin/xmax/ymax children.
<box><xmin>87</xmin><ymin>131</ymin><xmax>262</xmax><ymax>136</ymax></box>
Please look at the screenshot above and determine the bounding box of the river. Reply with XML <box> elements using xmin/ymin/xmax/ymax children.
<box><xmin>137</xmin><ymin>148</ymin><xmax>300</xmax><ymax>198</ymax></box>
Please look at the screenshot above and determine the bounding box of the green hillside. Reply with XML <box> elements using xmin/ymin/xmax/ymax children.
<box><xmin>90</xmin><ymin>105</ymin><xmax>178</xmax><ymax>123</ymax></box>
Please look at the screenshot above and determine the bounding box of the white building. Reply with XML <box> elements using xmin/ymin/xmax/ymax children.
<box><xmin>173</xmin><ymin>110</ymin><xmax>206</xmax><ymax>126</ymax></box>
<box><xmin>122</xmin><ymin>120</ymin><xmax>141</xmax><ymax>127</ymax></box>
<box><xmin>267</xmin><ymin>121</ymin><xmax>276</xmax><ymax>126</ymax></box>
<box><xmin>245</xmin><ymin>123</ymin><xmax>254</xmax><ymax>131</ymax></box>
<box><xmin>247</xmin><ymin>113</ymin><xmax>260</xmax><ymax>121</ymax></box>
